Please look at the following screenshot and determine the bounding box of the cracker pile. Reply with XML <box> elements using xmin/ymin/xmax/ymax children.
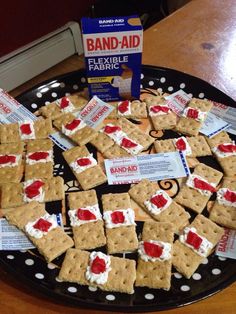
<box><xmin>1</xmin><ymin>90</ymin><xmax>235</xmax><ymax>295</ymax></box>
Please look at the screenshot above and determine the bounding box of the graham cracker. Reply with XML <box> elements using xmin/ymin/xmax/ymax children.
<box><xmin>210</xmin><ymin>177</ymin><xmax>236</xmax><ymax>229</ymax></box>
<box><xmin>135</xmin><ymin>221</ymin><xmax>174</xmax><ymax>290</ymax></box>
<box><xmin>154</xmin><ymin>136</ymin><xmax>211</xmax><ymax>157</ymax></box>
<box><xmin>5</xmin><ymin>201</ymin><xmax>74</xmax><ymax>262</ymax></box>
<box><xmin>63</xmin><ymin>146</ymin><xmax>107</xmax><ymax>190</ymax></box>
<box><xmin>116</xmin><ymin>117</ymin><xmax>138</xmax><ymax>134</ymax></box>
<box><xmin>117</xmin><ymin>100</ymin><xmax>147</xmax><ymax>118</ymax></box>
<box><xmin>174</xmin><ymin>163</ymin><xmax>223</xmax><ymax>213</ymax></box>
<box><xmin>90</xmin><ymin>132</ymin><xmax>114</xmax><ymax>153</ymax></box>
<box><xmin>102</xmin><ymin>193</ymin><xmax>138</xmax><ymax>254</ymax></box>
<box><xmin>58</xmin><ymin>248</ymin><xmax>91</xmax><ymax>285</ymax></box>
<box><xmin>0</xmin><ymin>142</ymin><xmax>24</xmax><ymax>183</ymax></box>
<box><xmin>98</xmin><ymin>255</ymin><xmax>136</xmax><ymax>294</ymax></box>
<box><xmin>206</xmin><ymin>131</ymin><xmax>232</xmax><ymax>148</ymax></box>
<box><xmin>151</xmin><ymin>112</ymin><xmax>177</xmax><ymax>131</ymax></box>
<box><xmin>128</xmin><ymin>179</ymin><xmax>190</xmax><ymax>233</ymax></box>
<box><xmin>39</xmin><ymin>94</ymin><xmax>87</xmax><ymax>120</ymax></box>
<box><xmin>0</xmin><ymin>119</ymin><xmax>53</xmax><ymax>143</ymax></box>
<box><xmin>102</xmin><ymin>143</ymin><xmax>131</xmax><ymax>159</ymax></box>
<box><xmin>127</xmin><ymin>128</ymin><xmax>155</xmax><ymax>151</ymax></box>
<box><xmin>68</xmin><ymin>190</ymin><xmax>106</xmax><ymax>249</ymax></box>
<box><xmin>172</xmin><ymin>214</ymin><xmax>224</xmax><ymax>278</ymax></box>
<box><xmin>58</xmin><ymin>249</ymin><xmax>136</xmax><ymax>294</ymax></box>
<box><xmin>175</xmin><ymin>99</ymin><xmax>212</xmax><ymax>136</ymax></box>
<box><xmin>26</xmin><ymin>139</ymin><xmax>53</xmax><ymax>152</ymax></box>
<box><xmin>53</xmin><ymin>113</ymin><xmax>97</xmax><ymax>146</ymax></box>
<box><xmin>1</xmin><ymin>176</ymin><xmax>65</xmax><ymax>208</ymax></box>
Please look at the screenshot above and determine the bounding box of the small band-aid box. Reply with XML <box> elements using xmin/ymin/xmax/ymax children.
<box><xmin>82</xmin><ymin>16</ymin><xmax>143</xmax><ymax>101</ymax></box>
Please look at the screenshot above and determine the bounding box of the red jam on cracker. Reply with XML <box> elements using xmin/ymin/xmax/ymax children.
<box><xmin>218</xmin><ymin>143</ymin><xmax>236</xmax><ymax>153</ymax></box>
<box><xmin>121</xmin><ymin>137</ymin><xmax>138</xmax><ymax>148</ymax></box>
<box><xmin>91</xmin><ymin>256</ymin><xmax>106</xmax><ymax>274</ymax></box>
<box><xmin>150</xmin><ymin>194</ymin><xmax>168</xmax><ymax>208</ymax></box>
<box><xmin>111</xmin><ymin>211</ymin><xmax>125</xmax><ymax>224</ymax></box>
<box><xmin>186</xmin><ymin>230</ymin><xmax>203</xmax><ymax>249</ymax></box>
<box><xmin>224</xmin><ymin>189</ymin><xmax>236</xmax><ymax>203</ymax></box>
<box><xmin>76</xmin><ymin>157</ymin><xmax>92</xmax><ymax>167</ymax></box>
<box><xmin>60</xmin><ymin>97</ymin><xmax>70</xmax><ymax>109</ymax></box>
<box><xmin>143</xmin><ymin>241</ymin><xmax>163</xmax><ymax>258</ymax></box>
<box><xmin>25</xmin><ymin>180</ymin><xmax>44</xmax><ymax>199</ymax></box>
<box><xmin>77</xmin><ymin>208</ymin><xmax>96</xmax><ymax>221</ymax></box>
<box><xmin>193</xmin><ymin>177</ymin><xmax>216</xmax><ymax>193</ymax></box>
<box><xmin>175</xmin><ymin>138</ymin><xmax>187</xmax><ymax>151</ymax></box>
<box><xmin>104</xmin><ymin>125</ymin><xmax>121</xmax><ymax>134</ymax></box>
<box><xmin>20</xmin><ymin>123</ymin><xmax>33</xmax><ymax>135</ymax></box>
<box><xmin>33</xmin><ymin>218</ymin><xmax>52</xmax><ymax>232</ymax></box>
<box><xmin>118</xmin><ymin>100</ymin><xmax>130</xmax><ymax>114</ymax></box>
<box><xmin>28</xmin><ymin>152</ymin><xmax>49</xmax><ymax>161</ymax></box>
<box><xmin>0</xmin><ymin>155</ymin><xmax>16</xmax><ymax>165</ymax></box>
<box><xmin>65</xmin><ymin>119</ymin><xmax>82</xmax><ymax>131</ymax></box>
<box><xmin>150</xmin><ymin>105</ymin><xmax>170</xmax><ymax>114</ymax></box>
<box><xmin>186</xmin><ymin>108</ymin><xmax>199</xmax><ymax>119</ymax></box>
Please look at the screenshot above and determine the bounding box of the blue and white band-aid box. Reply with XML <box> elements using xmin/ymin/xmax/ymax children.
<box><xmin>81</xmin><ymin>16</ymin><xmax>143</xmax><ymax>102</ymax></box>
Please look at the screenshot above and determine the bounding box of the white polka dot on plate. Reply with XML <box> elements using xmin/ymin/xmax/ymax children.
<box><xmin>25</xmin><ymin>259</ymin><xmax>34</xmax><ymax>266</ymax></box>
<box><xmin>141</xmin><ymin>73</ymin><xmax>144</xmax><ymax>79</ymax></box>
<box><xmin>148</xmin><ymin>81</ymin><xmax>154</xmax><ymax>86</ymax></box>
<box><xmin>106</xmin><ymin>294</ymin><xmax>116</xmax><ymax>301</ymax></box>
<box><xmin>218</xmin><ymin>256</ymin><xmax>227</xmax><ymax>261</ymax></box>
<box><xmin>36</xmin><ymin>92</ymin><xmax>42</xmax><ymax>98</ymax></box>
<box><xmin>88</xmin><ymin>286</ymin><xmax>97</xmax><ymax>292</ymax></box>
<box><xmin>180</xmin><ymin>285</ymin><xmax>190</xmax><ymax>292</ymax></box>
<box><xmin>51</xmin><ymin>92</ymin><xmax>57</xmax><ymax>98</ymax></box>
<box><xmin>73</xmin><ymin>84</ymin><xmax>79</xmax><ymax>90</ymax></box>
<box><xmin>188</xmin><ymin>93</ymin><xmax>193</xmax><ymax>98</ymax></box>
<box><xmin>198</xmin><ymin>92</ymin><xmax>205</xmax><ymax>98</ymax></box>
<box><xmin>174</xmin><ymin>272</ymin><xmax>182</xmax><ymax>279</ymax></box>
<box><xmin>31</xmin><ymin>103</ymin><xmax>38</xmax><ymax>109</ymax></box>
<box><xmin>180</xmin><ymin>83</ymin><xmax>186</xmax><ymax>89</ymax></box>
<box><xmin>81</xmin><ymin>77</ymin><xmax>86</xmax><ymax>83</ymax></box>
<box><xmin>60</xmin><ymin>82</ymin><xmax>65</xmax><ymax>88</ymax></box>
<box><xmin>192</xmin><ymin>273</ymin><xmax>201</xmax><ymax>280</ymax></box>
<box><xmin>68</xmin><ymin>286</ymin><xmax>77</xmax><ymax>293</ymax></box>
<box><xmin>168</xmin><ymin>86</ymin><xmax>174</xmax><ymax>92</ymax></box>
<box><xmin>45</xmin><ymin>101</ymin><xmax>50</xmax><ymax>105</ymax></box>
<box><xmin>35</xmin><ymin>273</ymin><xmax>44</xmax><ymax>279</ymax></box>
<box><xmin>145</xmin><ymin>293</ymin><xmax>154</xmax><ymax>300</ymax></box>
<box><xmin>51</xmin><ymin>82</ymin><xmax>60</xmax><ymax>88</ymax></box>
<box><xmin>201</xmin><ymin>258</ymin><xmax>208</xmax><ymax>265</ymax></box>
<box><xmin>212</xmin><ymin>268</ymin><xmax>221</xmax><ymax>275</ymax></box>
<box><xmin>7</xmin><ymin>255</ymin><xmax>14</xmax><ymax>260</ymax></box>
<box><xmin>47</xmin><ymin>263</ymin><xmax>56</xmax><ymax>269</ymax></box>
<box><xmin>160</xmin><ymin>77</ymin><xmax>166</xmax><ymax>83</ymax></box>
<box><xmin>65</xmin><ymin>93</ymin><xmax>70</xmax><ymax>97</ymax></box>
<box><xmin>40</xmin><ymin>87</ymin><xmax>49</xmax><ymax>93</ymax></box>
<box><xmin>55</xmin><ymin>277</ymin><xmax>63</xmax><ymax>283</ymax></box>
<box><xmin>140</xmin><ymin>84</ymin><xmax>143</xmax><ymax>89</ymax></box>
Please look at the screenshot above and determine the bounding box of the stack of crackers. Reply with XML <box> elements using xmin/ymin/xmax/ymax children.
<box><xmin>2</xmin><ymin>89</ymin><xmax>235</xmax><ymax>295</ymax></box>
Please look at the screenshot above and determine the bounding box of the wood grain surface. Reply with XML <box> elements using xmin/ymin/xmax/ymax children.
<box><xmin>1</xmin><ymin>0</ymin><xmax>236</xmax><ymax>313</ymax></box>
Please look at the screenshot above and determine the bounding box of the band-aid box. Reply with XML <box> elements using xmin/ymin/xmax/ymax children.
<box><xmin>82</xmin><ymin>16</ymin><xmax>143</xmax><ymax>101</ymax></box>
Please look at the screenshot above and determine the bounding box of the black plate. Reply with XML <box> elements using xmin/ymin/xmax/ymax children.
<box><xmin>0</xmin><ymin>65</ymin><xmax>235</xmax><ymax>312</ymax></box>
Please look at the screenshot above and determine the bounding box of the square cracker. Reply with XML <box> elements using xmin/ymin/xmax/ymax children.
<box><xmin>135</xmin><ymin>221</ymin><xmax>174</xmax><ymax>290</ymax></box>
<box><xmin>39</xmin><ymin>94</ymin><xmax>87</xmax><ymax>120</ymax></box>
<box><xmin>0</xmin><ymin>119</ymin><xmax>53</xmax><ymax>143</ymax></box>
<box><xmin>127</xmin><ymin>128</ymin><xmax>154</xmax><ymax>151</ymax></box>
<box><xmin>58</xmin><ymin>248</ymin><xmax>136</xmax><ymax>294</ymax></box>
<box><xmin>174</xmin><ymin>163</ymin><xmax>223</xmax><ymax>213</ymax></box>
<box><xmin>90</xmin><ymin>132</ymin><xmax>114</xmax><ymax>153</ymax></box>
<box><xmin>1</xmin><ymin>176</ymin><xmax>64</xmax><ymax>208</ymax></box>
<box><xmin>151</xmin><ymin>112</ymin><xmax>177</xmax><ymax>131</ymax></box>
<box><xmin>25</xmin><ymin>139</ymin><xmax>54</xmax><ymax>180</ymax></box>
<box><xmin>0</xmin><ymin>142</ymin><xmax>24</xmax><ymax>183</ymax></box>
<box><xmin>172</xmin><ymin>214</ymin><xmax>224</xmax><ymax>278</ymax></box>
<box><xmin>175</xmin><ymin>116</ymin><xmax>201</xmax><ymax>136</ymax></box>
<box><xmin>63</xmin><ymin>146</ymin><xmax>107</xmax><ymax>190</ymax></box>
<box><xmin>53</xmin><ymin>113</ymin><xmax>97</xmax><ymax>146</ymax></box>
<box><xmin>58</xmin><ymin>248</ymin><xmax>91</xmax><ymax>285</ymax></box>
<box><xmin>68</xmin><ymin>190</ymin><xmax>106</xmax><ymax>249</ymax></box>
<box><xmin>102</xmin><ymin>143</ymin><xmax>131</xmax><ymax>159</ymax></box>
<box><xmin>206</xmin><ymin>131</ymin><xmax>232</xmax><ymax>148</ymax></box>
<box><xmin>128</xmin><ymin>179</ymin><xmax>190</xmax><ymax>233</ymax></box>
<box><xmin>116</xmin><ymin>117</ymin><xmax>138</xmax><ymax>134</ymax></box>
<box><xmin>210</xmin><ymin>177</ymin><xmax>236</xmax><ymax>229</ymax></box>
<box><xmin>102</xmin><ymin>193</ymin><xmax>138</xmax><ymax>254</ymax></box>
<box><xmin>99</xmin><ymin>255</ymin><xmax>136</xmax><ymax>294</ymax></box>
<box><xmin>154</xmin><ymin>136</ymin><xmax>211</xmax><ymax>157</ymax></box>
<box><xmin>5</xmin><ymin>201</ymin><xmax>74</xmax><ymax>262</ymax></box>
<box><xmin>117</xmin><ymin>100</ymin><xmax>147</xmax><ymax>119</ymax></box>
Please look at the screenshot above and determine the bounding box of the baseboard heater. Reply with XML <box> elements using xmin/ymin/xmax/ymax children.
<box><xmin>0</xmin><ymin>21</ymin><xmax>83</xmax><ymax>91</ymax></box>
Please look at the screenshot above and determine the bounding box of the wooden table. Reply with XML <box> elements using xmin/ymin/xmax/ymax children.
<box><xmin>1</xmin><ymin>0</ymin><xmax>236</xmax><ymax>313</ymax></box>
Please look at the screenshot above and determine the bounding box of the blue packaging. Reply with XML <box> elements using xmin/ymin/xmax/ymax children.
<box><xmin>81</xmin><ymin>16</ymin><xmax>143</xmax><ymax>102</ymax></box>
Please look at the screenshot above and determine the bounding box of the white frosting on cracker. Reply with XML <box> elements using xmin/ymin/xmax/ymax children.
<box><xmin>182</xmin><ymin>107</ymin><xmax>207</xmax><ymax>122</ymax></box>
<box><xmin>138</xmin><ymin>240</ymin><xmax>172</xmax><ymax>262</ymax></box>
<box><xmin>186</xmin><ymin>174</ymin><xmax>216</xmax><ymax>196</ymax></box>
<box><xmin>217</xmin><ymin>188</ymin><xmax>236</xmax><ymax>208</ymax></box>
<box><xmin>69</xmin><ymin>154</ymin><xmax>97</xmax><ymax>173</ymax></box>
<box><xmin>25</xmin><ymin>213</ymin><xmax>58</xmax><ymax>239</ymax></box>
<box><xmin>173</xmin><ymin>136</ymin><xmax>192</xmax><ymax>156</ymax></box>
<box><xmin>103</xmin><ymin>208</ymin><xmax>136</xmax><ymax>229</ymax></box>
<box><xmin>62</xmin><ymin>118</ymin><xmax>86</xmax><ymax>136</ymax></box>
<box><xmin>144</xmin><ymin>190</ymin><xmax>172</xmax><ymax>215</ymax></box>
<box><xmin>18</xmin><ymin>121</ymin><xmax>35</xmax><ymax>140</ymax></box>
<box><xmin>212</xmin><ymin>142</ymin><xmax>236</xmax><ymax>158</ymax></box>
<box><xmin>23</xmin><ymin>179</ymin><xmax>45</xmax><ymax>203</ymax></box>
<box><xmin>26</xmin><ymin>150</ymin><xmax>53</xmax><ymax>165</ymax></box>
<box><xmin>0</xmin><ymin>154</ymin><xmax>21</xmax><ymax>168</ymax></box>
<box><xmin>55</xmin><ymin>97</ymin><xmax>75</xmax><ymax>113</ymax></box>
<box><xmin>68</xmin><ymin>204</ymin><xmax>102</xmax><ymax>226</ymax></box>
<box><xmin>86</xmin><ymin>251</ymin><xmax>111</xmax><ymax>285</ymax></box>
